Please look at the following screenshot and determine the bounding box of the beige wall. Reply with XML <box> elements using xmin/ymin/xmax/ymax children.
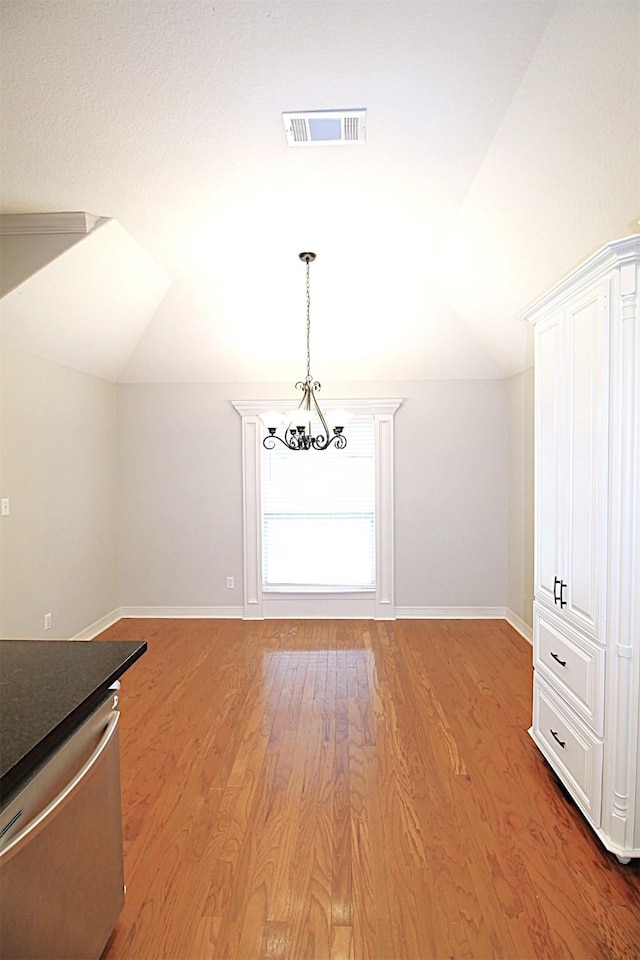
<box><xmin>117</xmin><ymin>383</ymin><xmax>244</xmax><ymax>608</ymax></box>
<box><xmin>118</xmin><ymin>379</ymin><xmax>511</xmax><ymax>612</ymax></box>
<box><xmin>0</xmin><ymin>363</ymin><xmax>531</xmax><ymax>633</ymax></box>
<box><xmin>394</xmin><ymin>379</ymin><xmax>509</xmax><ymax>609</ymax></box>
<box><xmin>0</xmin><ymin>234</ymin><xmax>82</xmax><ymax>298</ymax></box>
<box><xmin>507</xmin><ymin>366</ymin><xmax>535</xmax><ymax>631</ymax></box>
<box><xmin>0</xmin><ymin>345</ymin><xmax>119</xmax><ymax>637</ymax></box>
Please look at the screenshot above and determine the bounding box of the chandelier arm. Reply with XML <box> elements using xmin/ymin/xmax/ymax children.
<box><xmin>263</xmin><ymin>433</ymin><xmax>286</xmax><ymax>450</ymax></box>
<box><xmin>295</xmin><ymin>380</ymin><xmax>314</xmax><ymax>413</ymax></box>
<box><xmin>263</xmin><ymin>431</ymin><xmax>305</xmax><ymax>451</ymax></box>
<box><xmin>309</xmin><ymin>382</ymin><xmax>331</xmax><ymax>442</ymax></box>
<box><xmin>310</xmin><ymin>431</ymin><xmax>347</xmax><ymax>451</ymax></box>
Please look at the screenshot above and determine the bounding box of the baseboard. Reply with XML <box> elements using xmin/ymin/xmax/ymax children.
<box><xmin>72</xmin><ymin>608</ymin><xmax>122</xmax><ymax>640</ymax></box>
<box><xmin>396</xmin><ymin>606</ymin><xmax>509</xmax><ymax>620</ymax></box>
<box><xmin>119</xmin><ymin>605</ymin><xmax>244</xmax><ymax>619</ymax></box>
<box><xmin>505</xmin><ymin>608</ymin><xmax>533</xmax><ymax>644</ymax></box>
<box><xmin>74</xmin><ymin>605</ymin><xmax>534</xmax><ymax>634</ymax></box>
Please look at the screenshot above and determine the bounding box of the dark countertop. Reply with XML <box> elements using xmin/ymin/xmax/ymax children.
<box><xmin>0</xmin><ymin>639</ymin><xmax>146</xmax><ymax>801</ymax></box>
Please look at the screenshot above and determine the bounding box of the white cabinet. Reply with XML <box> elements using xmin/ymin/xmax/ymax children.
<box><xmin>533</xmin><ymin>279</ymin><xmax>609</xmax><ymax>641</ymax></box>
<box><xmin>524</xmin><ymin>234</ymin><xmax>640</xmax><ymax>862</ymax></box>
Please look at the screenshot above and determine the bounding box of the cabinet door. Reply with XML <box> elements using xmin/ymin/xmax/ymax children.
<box><xmin>563</xmin><ymin>282</ymin><xmax>609</xmax><ymax>640</ymax></box>
<box><xmin>534</xmin><ymin>313</ymin><xmax>563</xmax><ymax>611</ymax></box>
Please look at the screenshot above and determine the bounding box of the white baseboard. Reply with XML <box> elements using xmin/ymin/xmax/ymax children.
<box><xmin>73</xmin><ymin>605</ymin><xmax>534</xmax><ymax>638</ymax></box>
<box><xmin>505</xmin><ymin>608</ymin><xmax>533</xmax><ymax>644</ymax></box>
<box><xmin>396</xmin><ymin>606</ymin><xmax>508</xmax><ymax>620</ymax></box>
<box><xmin>72</xmin><ymin>608</ymin><xmax>122</xmax><ymax>640</ymax></box>
<box><xmin>119</xmin><ymin>605</ymin><xmax>244</xmax><ymax>619</ymax></box>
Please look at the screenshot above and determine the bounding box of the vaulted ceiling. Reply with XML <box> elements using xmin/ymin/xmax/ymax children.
<box><xmin>1</xmin><ymin>1</ymin><xmax>638</xmax><ymax>383</ymax></box>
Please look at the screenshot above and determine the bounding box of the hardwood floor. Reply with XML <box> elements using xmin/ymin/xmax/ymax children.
<box><xmin>98</xmin><ymin>619</ymin><xmax>640</xmax><ymax>960</ymax></box>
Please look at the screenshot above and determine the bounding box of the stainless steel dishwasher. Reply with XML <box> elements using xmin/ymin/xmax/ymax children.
<box><xmin>0</xmin><ymin>690</ymin><xmax>125</xmax><ymax>960</ymax></box>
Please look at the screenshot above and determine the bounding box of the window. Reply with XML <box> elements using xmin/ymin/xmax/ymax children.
<box><xmin>232</xmin><ymin>398</ymin><xmax>401</xmax><ymax>619</ymax></box>
<box><xmin>261</xmin><ymin>420</ymin><xmax>375</xmax><ymax>590</ymax></box>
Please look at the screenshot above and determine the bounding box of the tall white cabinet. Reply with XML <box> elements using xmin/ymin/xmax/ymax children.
<box><xmin>523</xmin><ymin>235</ymin><xmax>640</xmax><ymax>863</ymax></box>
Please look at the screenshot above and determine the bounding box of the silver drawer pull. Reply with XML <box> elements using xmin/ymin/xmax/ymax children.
<box><xmin>550</xmin><ymin>729</ymin><xmax>566</xmax><ymax>749</ymax></box>
<box><xmin>0</xmin><ymin>810</ymin><xmax>23</xmax><ymax>840</ymax></box>
<box><xmin>0</xmin><ymin>711</ymin><xmax>119</xmax><ymax>860</ymax></box>
<box><xmin>550</xmin><ymin>651</ymin><xmax>567</xmax><ymax>667</ymax></box>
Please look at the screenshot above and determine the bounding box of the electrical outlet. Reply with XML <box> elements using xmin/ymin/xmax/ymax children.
<box><xmin>44</xmin><ymin>612</ymin><xmax>52</xmax><ymax>631</ymax></box>
<box><xmin>226</xmin><ymin>576</ymin><xmax>235</xmax><ymax>589</ymax></box>
<box><xmin>1</xmin><ymin>499</ymin><xmax>9</xmax><ymax>516</ymax></box>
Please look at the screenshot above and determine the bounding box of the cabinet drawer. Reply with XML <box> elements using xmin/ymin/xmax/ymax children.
<box><xmin>534</xmin><ymin>605</ymin><xmax>605</xmax><ymax>735</ymax></box>
<box><xmin>531</xmin><ymin>675</ymin><xmax>603</xmax><ymax>828</ymax></box>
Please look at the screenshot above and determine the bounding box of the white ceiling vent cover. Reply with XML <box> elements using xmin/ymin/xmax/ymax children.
<box><xmin>282</xmin><ymin>109</ymin><xmax>366</xmax><ymax>146</ymax></box>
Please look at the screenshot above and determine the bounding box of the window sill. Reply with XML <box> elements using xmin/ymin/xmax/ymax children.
<box><xmin>262</xmin><ymin>586</ymin><xmax>375</xmax><ymax>596</ymax></box>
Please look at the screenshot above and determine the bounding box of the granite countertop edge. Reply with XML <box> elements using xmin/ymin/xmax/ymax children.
<box><xmin>0</xmin><ymin>639</ymin><xmax>147</xmax><ymax>801</ymax></box>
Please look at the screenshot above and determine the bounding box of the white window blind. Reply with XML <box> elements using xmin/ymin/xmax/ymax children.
<box><xmin>261</xmin><ymin>419</ymin><xmax>376</xmax><ymax>589</ymax></box>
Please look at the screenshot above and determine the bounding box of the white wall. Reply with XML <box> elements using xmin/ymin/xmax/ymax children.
<box><xmin>117</xmin><ymin>379</ymin><xmax>511</xmax><ymax>613</ymax></box>
<box><xmin>0</xmin><ymin>345</ymin><xmax>119</xmax><ymax>637</ymax></box>
<box><xmin>507</xmin><ymin>367</ymin><xmax>535</xmax><ymax>633</ymax></box>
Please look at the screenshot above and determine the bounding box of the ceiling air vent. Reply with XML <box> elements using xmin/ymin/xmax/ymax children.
<box><xmin>282</xmin><ymin>109</ymin><xmax>366</xmax><ymax>147</ymax></box>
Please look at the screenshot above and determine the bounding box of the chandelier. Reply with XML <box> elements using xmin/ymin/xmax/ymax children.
<box><xmin>261</xmin><ymin>252</ymin><xmax>351</xmax><ymax>451</ymax></box>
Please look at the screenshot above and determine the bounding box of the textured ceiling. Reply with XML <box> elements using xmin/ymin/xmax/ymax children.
<box><xmin>1</xmin><ymin>1</ymin><xmax>638</xmax><ymax>383</ymax></box>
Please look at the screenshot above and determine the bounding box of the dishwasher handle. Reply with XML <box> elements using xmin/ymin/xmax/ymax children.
<box><xmin>0</xmin><ymin>710</ymin><xmax>120</xmax><ymax>862</ymax></box>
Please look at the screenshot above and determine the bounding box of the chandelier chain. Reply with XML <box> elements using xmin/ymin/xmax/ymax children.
<box><xmin>305</xmin><ymin>256</ymin><xmax>311</xmax><ymax>381</ymax></box>
<box><xmin>261</xmin><ymin>251</ymin><xmax>348</xmax><ymax>451</ymax></box>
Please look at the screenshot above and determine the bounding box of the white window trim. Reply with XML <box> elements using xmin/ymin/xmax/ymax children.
<box><xmin>231</xmin><ymin>398</ymin><xmax>402</xmax><ymax>619</ymax></box>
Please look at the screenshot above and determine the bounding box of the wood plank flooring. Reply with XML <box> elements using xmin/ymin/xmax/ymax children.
<box><xmin>97</xmin><ymin>619</ymin><xmax>640</xmax><ymax>959</ymax></box>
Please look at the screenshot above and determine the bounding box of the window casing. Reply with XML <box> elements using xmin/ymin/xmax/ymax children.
<box><xmin>232</xmin><ymin>398</ymin><xmax>401</xmax><ymax>619</ymax></box>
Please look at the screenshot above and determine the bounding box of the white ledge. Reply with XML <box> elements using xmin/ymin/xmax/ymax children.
<box><xmin>231</xmin><ymin>398</ymin><xmax>403</xmax><ymax>416</ymax></box>
<box><xmin>0</xmin><ymin>212</ymin><xmax>102</xmax><ymax>235</ymax></box>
